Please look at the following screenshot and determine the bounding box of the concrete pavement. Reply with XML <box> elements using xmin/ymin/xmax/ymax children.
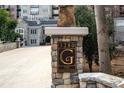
<box><xmin>0</xmin><ymin>46</ymin><xmax>52</xmax><ymax>88</ymax></box>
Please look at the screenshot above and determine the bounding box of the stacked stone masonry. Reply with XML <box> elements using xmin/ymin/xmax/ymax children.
<box><xmin>79</xmin><ymin>73</ymin><xmax>124</xmax><ymax>88</ymax></box>
<box><xmin>51</xmin><ymin>35</ymin><xmax>83</xmax><ymax>88</ymax></box>
<box><xmin>0</xmin><ymin>43</ymin><xmax>17</xmax><ymax>53</ymax></box>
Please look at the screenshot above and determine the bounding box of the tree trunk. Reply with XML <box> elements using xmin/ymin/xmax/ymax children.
<box><xmin>94</xmin><ymin>5</ymin><xmax>112</xmax><ymax>74</ymax></box>
<box><xmin>57</xmin><ymin>5</ymin><xmax>76</xmax><ymax>27</ymax></box>
<box><xmin>88</xmin><ymin>59</ymin><xmax>93</xmax><ymax>72</ymax></box>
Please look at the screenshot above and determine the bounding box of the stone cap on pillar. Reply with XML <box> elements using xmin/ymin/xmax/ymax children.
<box><xmin>45</xmin><ymin>27</ymin><xmax>88</xmax><ymax>36</ymax></box>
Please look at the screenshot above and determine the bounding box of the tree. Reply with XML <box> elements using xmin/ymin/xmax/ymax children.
<box><xmin>0</xmin><ymin>9</ymin><xmax>8</xmax><ymax>40</ymax></box>
<box><xmin>0</xmin><ymin>9</ymin><xmax>17</xmax><ymax>42</ymax></box>
<box><xmin>105</xmin><ymin>8</ymin><xmax>116</xmax><ymax>60</ymax></box>
<box><xmin>57</xmin><ymin>5</ymin><xmax>76</xmax><ymax>27</ymax></box>
<box><xmin>75</xmin><ymin>6</ymin><xmax>98</xmax><ymax>72</ymax></box>
<box><xmin>94</xmin><ymin>5</ymin><xmax>112</xmax><ymax>74</ymax></box>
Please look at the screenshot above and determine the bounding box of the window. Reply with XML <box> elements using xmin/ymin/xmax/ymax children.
<box><xmin>30</xmin><ymin>29</ymin><xmax>32</xmax><ymax>34</ymax></box>
<box><xmin>120</xmin><ymin>6</ymin><xmax>124</xmax><ymax>16</ymax></box>
<box><xmin>54</xmin><ymin>16</ymin><xmax>58</xmax><ymax>20</ymax></box>
<box><xmin>16</xmin><ymin>30</ymin><xmax>18</xmax><ymax>33</ymax></box>
<box><xmin>31</xmin><ymin>39</ymin><xmax>37</xmax><ymax>44</ymax></box>
<box><xmin>16</xmin><ymin>28</ymin><xmax>24</xmax><ymax>33</ymax></box>
<box><xmin>52</xmin><ymin>5</ymin><xmax>58</xmax><ymax>9</ymax></box>
<box><xmin>30</xmin><ymin>7</ymin><xmax>39</xmax><ymax>15</ymax></box>
<box><xmin>42</xmin><ymin>6</ymin><xmax>49</xmax><ymax>18</ymax></box>
<box><xmin>23</xmin><ymin>9</ymin><xmax>27</xmax><ymax>13</ymax></box>
<box><xmin>31</xmin><ymin>15</ymin><xmax>35</xmax><ymax>20</ymax></box>
<box><xmin>53</xmin><ymin>10</ymin><xmax>59</xmax><ymax>14</ymax></box>
<box><xmin>31</xmin><ymin>40</ymin><xmax>32</xmax><ymax>44</ymax></box>
<box><xmin>42</xmin><ymin>27</ymin><xmax>45</xmax><ymax>34</ymax></box>
<box><xmin>31</xmin><ymin>29</ymin><xmax>37</xmax><ymax>34</ymax></box>
<box><xmin>35</xmin><ymin>29</ymin><xmax>37</xmax><ymax>34</ymax></box>
<box><xmin>34</xmin><ymin>39</ymin><xmax>36</xmax><ymax>44</ymax></box>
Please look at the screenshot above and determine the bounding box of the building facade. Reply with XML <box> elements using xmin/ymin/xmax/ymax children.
<box><xmin>113</xmin><ymin>6</ymin><xmax>124</xmax><ymax>44</ymax></box>
<box><xmin>51</xmin><ymin>5</ymin><xmax>59</xmax><ymax>19</ymax></box>
<box><xmin>114</xmin><ymin>17</ymin><xmax>124</xmax><ymax>44</ymax></box>
<box><xmin>15</xmin><ymin>5</ymin><xmax>58</xmax><ymax>46</ymax></box>
<box><xmin>20</xmin><ymin>5</ymin><xmax>52</xmax><ymax>21</ymax></box>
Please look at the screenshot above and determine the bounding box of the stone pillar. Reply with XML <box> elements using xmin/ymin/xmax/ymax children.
<box><xmin>45</xmin><ymin>27</ymin><xmax>88</xmax><ymax>88</ymax></box>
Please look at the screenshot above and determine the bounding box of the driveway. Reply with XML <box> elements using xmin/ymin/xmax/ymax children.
<box><xmin>0</xmin><ymin>46</ymin><xmax>51</xmax><ymax>88</ymax></box>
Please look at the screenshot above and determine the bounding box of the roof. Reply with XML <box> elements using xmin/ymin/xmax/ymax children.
<box><xmin>23</xmin><ymin>19</ymin><xmax>57</xmax><ymax>26</ymax></box>
<box><xmin>41</xmin><ymin>20</ymin><xmax>57</xmax><ymax>25</ymax></box>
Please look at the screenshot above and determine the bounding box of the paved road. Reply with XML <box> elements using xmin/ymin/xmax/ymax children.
<box><xmin>0</xmin><ymin>46</ymin><xmax>52</xmax><ymax>88</ymax></box>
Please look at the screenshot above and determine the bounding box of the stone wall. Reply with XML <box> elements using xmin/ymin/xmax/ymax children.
<box><xmin>0</xmin><ymin>43</ymin><xmax>17</xmax><ymax>53</ymax></box>
<box><xmin>51</xmin><ymin>35</ymin><xmax>83</xmax><ymax>88</ymax></box>
<box><xmin>79</xmin><ymin>73</ymin><xmax>124</xmax><ymax>88</ymax></box>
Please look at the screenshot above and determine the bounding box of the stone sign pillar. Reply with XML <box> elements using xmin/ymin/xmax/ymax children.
<box><xmin>45</xmin><ymin>27</ymin><xmax>88</xmax><ymax>88</ymax></box>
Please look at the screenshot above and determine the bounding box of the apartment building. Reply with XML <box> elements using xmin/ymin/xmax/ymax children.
<box><xmin>15</xmin><ymin>5</ymin><xmax>58</xmax><ymax>46</ymax></box>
